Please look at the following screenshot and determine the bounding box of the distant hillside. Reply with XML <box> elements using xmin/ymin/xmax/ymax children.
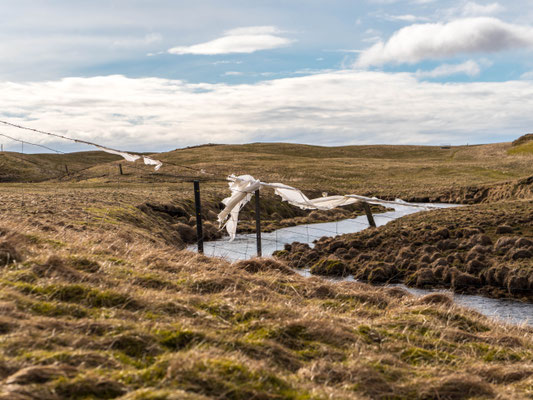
<box><xmin>508</xmin><ymin>134</ymin><xmax>533</xmax><ymax>156</ymax></box>
<box><xmin>0</xmin><ymin>151</ymin><xmax>120</xmax><ymax>182</ymax></box>
<box><xmin>1</xmin><ymin>141</ymin><xmax>532</xmax><ymax>202</ymax></box>
<box><xmin>512</xmin><ymin>133</ymin><xmax>533</xmax><ymax>146</ymax></box>
<box><xmin>152</xmin><ymin>141</ymin><xmax>533</xmax><ymax>201</ymax></box>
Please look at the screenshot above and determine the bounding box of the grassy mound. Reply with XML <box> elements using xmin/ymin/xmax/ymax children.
<box><xmin>512</xmin><ymin>133</ymin><xmax>533</xmax><ymax>147</ymax></box>
<box><xmin>509</xmin><ymin>141</ymin><xmax>533</xmax><ymax>156</ymax></box>
<box><xmin>277</xmin><ymin>200</ymin><xmax>533</xmax><ymax>300</ymax></box>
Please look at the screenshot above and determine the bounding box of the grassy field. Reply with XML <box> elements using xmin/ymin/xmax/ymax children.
<box><xmin>154</xmin><ymin>142</ymin><xmax>533</xmax><ymax>201</ymax></box>
<box><xmin>4</xmin><ymin>140</ymin><xmax>533</xmax><ymax>201</ymax></box>
<box><xmin>1</xmin><ymin>213</ymin><xmax>533</xmax><ymax>399</ymax></box>
<box><xmin>1</xmin><ymin>137</ymin><xmax>533</xmax><ymax>399</ymax></box>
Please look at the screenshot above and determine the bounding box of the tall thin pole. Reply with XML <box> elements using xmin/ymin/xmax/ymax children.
<box><xmin>255</xmin><ymin>189</ymin><xmax>262</xmax><ymax>257</ymax></box>
<box><xmin>362</xmin><ymin>202</ymin><xmax>376</xmax><ymax>227</ymax></box>
<box><xmin>193</xmin><ymin>180</ymin><xmax>204</xmax><ymax>254</ymax></box>
<box><xmin>119</xmin><ymin>163</ymin><xmax>123</xmax><ymax>175</ymax></box>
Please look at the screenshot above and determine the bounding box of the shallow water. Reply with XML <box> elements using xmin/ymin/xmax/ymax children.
<box><xmin>297</xmin><ymin>269</ymin><xmax>532</xmax><ymax>326</ymax></box>
<box><xmin>400</xmin><ymin>286</ymin><xmax>533</xmax><ymax>326</ymax></box>
<box><xmin>194</xmin><ymin>202</ymin><xmax>457</xmax><ymax>261</ymax></box>
<box><xmin>194</xmin><ymin>203</ymin><xmax>533</xmax><ymax>326</ymax></box>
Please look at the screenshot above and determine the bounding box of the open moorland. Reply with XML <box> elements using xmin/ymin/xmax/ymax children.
<box><xmin>1</xmin><ymin>137</ymin><xmax>533</xmax><ymax>399</ymax></box>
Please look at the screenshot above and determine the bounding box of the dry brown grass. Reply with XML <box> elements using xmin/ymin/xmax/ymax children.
<box><xmin>1</xmin><ymin>207</ymin><xmax>533</xmax><ymax>399</ymax></box>
<box><xmin>0</xmin><ymin>141</ymin><xmax>532</xmax><ymax>399</ymax></box>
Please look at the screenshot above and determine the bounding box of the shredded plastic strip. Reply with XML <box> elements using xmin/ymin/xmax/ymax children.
<box><xmin>0</xmin><ymin>119</ymin><xmax>163</xmax><ymax>171</ymax></box>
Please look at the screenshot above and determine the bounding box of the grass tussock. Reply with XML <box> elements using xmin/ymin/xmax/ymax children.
<box><xmin>419</xmin><ymin>375</ymin><xmax>494</xmax><ymax>400</ymax></box>
<box><xmin>278</xmin><ymin>199</ymin><xmax>533</xmax><ymax>300</ymax></box>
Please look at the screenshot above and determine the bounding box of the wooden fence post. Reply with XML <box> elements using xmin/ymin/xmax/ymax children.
<box><xmin>119</xmin><ymin>163</ymin><xmax>123</xmax><ymax>175</ymax></box>
<box><xmin>255</xmin><ymin>189</ymin><xmax>262</xmax><ymax>257</ymax></box>
<box><xmin>362</xmin><ymin>202</ymin><xmax>376</xmax><ymax>227</ymax></box>
<box><xmin>64</xmin><ymin>164</ymin><xmax>69</xmax><ymax>175</ymax></box>
<box><xmin>193</xmin><ymin>180</ymin><xmax>204</xmax><ymax>254</ymax></box>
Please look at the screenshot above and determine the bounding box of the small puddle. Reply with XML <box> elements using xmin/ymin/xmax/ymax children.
<box><xmin>194</xmin><ymin>203</ymin><xmax>533</xmax><ymax>326</ymax></box>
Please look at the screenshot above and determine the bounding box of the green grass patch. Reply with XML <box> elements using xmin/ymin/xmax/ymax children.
<box><xmin>169</xmin><ymin>357</ymin><xmax>314</xmax><ymax>400</ymax></box>
<box><xmin>29</xmin><ymin>300</ymin><xmax>88</xmax><ymax>318</ymax></box>
<box><xmin>508</xmin><ymin>141</ymin><xmax>533</xmax><ymax>155</ymax></box>
<box><xmin>400</xmin><ymin>346</ymin><xmax>456</xmax><ymax>365</ymax></box>
<box><xmin>11</xmin><ymin>282</ymin><xmax>139</xmax><ymax>309</ymax></box>
<box><xmin>154</xmin><ymin>329</ymin><xmax>204</xmax><ymax>350</ymax></box>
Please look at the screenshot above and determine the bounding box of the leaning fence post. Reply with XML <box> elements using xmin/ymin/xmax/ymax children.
<box><xmin>119</xmin><ymin>163</ymin><xmax>123</xmax><ymax>175</ymax></box>
<box><xmin>64</xmin><ymin>164</ymin><xmax>69</xmax><ymax>175</ymax></box>
<box><xmin>193</xmin><ymin>180</ymin><xmax>204</xmax><ymax>254</ymax></box>
<box><xmin>255</xmin><ymin>189</ymin><xmax>262</xmax><ymax>257</ymax></box>
<box><xmin>362</xmin><ymin>202</ymin><xmax>376</xmax><ymax>227</ymax></box>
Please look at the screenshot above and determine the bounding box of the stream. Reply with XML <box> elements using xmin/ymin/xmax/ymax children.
<box><xmin>193</xmin><ymin>203</ymin><xmax>533</xmax><ymax>326</ymax></box>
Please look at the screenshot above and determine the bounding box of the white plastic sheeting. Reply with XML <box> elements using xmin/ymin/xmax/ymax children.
<box><xmin>271</xmin><ymin>183</ymin><xmax>359</xmax><ymax>210</ymax></box>
<box><xmin>143</xmin><ymin>156</ymin><xmax>163</xmax><ymax>171</ymax></box>
<box><xmin>96</xmin><ymin>145</ymin><xmax>141</xmax><ymax>162</ymax></box>
<box><xmin>95</xmin><ymin>146</ymin><xmax>163</xmax><ymax>171</ymax></box>
<box><xmin>0</xmin><ymin>120</ymin><xmax>163</xmax><ymax>171</ymax></box>
<box><xmin>218</xmin><ymin>174</ymin><xmax>439</xmax><ymax>240</ymax></box>
<box><xmin>217</xmin><ymin>175</ymin><xmax>261</xmax><ymax>241</ymax></box>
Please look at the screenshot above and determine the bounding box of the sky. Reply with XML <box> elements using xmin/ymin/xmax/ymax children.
<box><xmin>1</xmin><ymin>0</ymin><xmax>533</xmax><ymax>153</ymax></box>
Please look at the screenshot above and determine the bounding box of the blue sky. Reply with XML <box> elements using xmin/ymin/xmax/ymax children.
<box><xmin>1</xmin><ymin>0</ymin><xmax>533</xmax><ymax>152</ymax></box>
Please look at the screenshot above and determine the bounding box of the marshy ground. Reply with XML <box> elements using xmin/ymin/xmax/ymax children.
<box><xmin>1</xmin><ymin>139</ymin><xmax>533</xmax><ymax>399</ymax></box>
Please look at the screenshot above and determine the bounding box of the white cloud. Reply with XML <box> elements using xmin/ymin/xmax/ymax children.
<box><xmin>1</xmin><ymin>71</ymin><xmax>532</xmax><ymax>151</ymax></box>
<box><xmin>416</xmin><ymin>60</ymin><xmax>481</xmax><ymax>78</ymax></box>
<box><xmin>224</xmin><ymin>71</ymin><xmax>243</xmax><ymax>76</ymax></box>
<box><xmin>224</xmin><ymin>26</ymin><xmax>280</xmax><ymax>36</ymax></box>
<box><xmin>213</xmin><ymin>60</ymin><xmax>243</xmax><ymax>65</ymax></box>
<box><xmin>461</xmin><ymin>2</ymin><xmax>504</xmax><ymax>16</ymax></box>
<box><xmin>386</xmin><ymin>14</ymin><xmax>430</xmax><ymax>22</ymax></box>
<box><xmin>521</xmin><ymin>70</ymin><xmax>533</xmax><ymax>80</ymax></box>
<box><xmin>112</xmin><ymin>33</ymin><xmax>162</xmax><ymax>48</ymax></box>
<box><xmin>168</xmin><ymin>26</ymin><xmax>293</xmax><ymax>55</ymax></box>
<box><xmin>357</xmin><ymin>17</ymin><xmax>533</xmax><ymax>67</ymax></box>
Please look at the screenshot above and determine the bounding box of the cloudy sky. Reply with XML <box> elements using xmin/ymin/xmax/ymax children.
<box><xmin>1</xmin><ymin>0</ymin><xmax>533</xmax><ymax>152</ymax></box>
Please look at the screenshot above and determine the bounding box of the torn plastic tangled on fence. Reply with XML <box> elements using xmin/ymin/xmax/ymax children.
<box><xmin>95</xmin><ymin>146</ymin><xmax>162</xmax><ymax>171</ymax></box>
<box><xmin>95</xmin><ymin>145</ymin><xmax>141</xmax><ymax>162</ymax></box>
<box><xmin>142</xmin><ymin>156</ymin><xmax>163</xmax><ymax>171</ymax></box>
<box><xmin>0</xmin><ymin>119</ymin><xmax>163</xmax><ymax>171</ymax></box>
<box><xmin>83</xmin><ymin>147</ymin><xmax>162</xmax><ymax>171</ymax></box>
<box><xmin>218</xmin><ymin>174</ymin><xmax>440</xmax><ymax>240</ymax></box>
<box><xmin>217</xmin><ymin>175</ymin><xmax>261</xmax><ymax>241</ymax></box>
